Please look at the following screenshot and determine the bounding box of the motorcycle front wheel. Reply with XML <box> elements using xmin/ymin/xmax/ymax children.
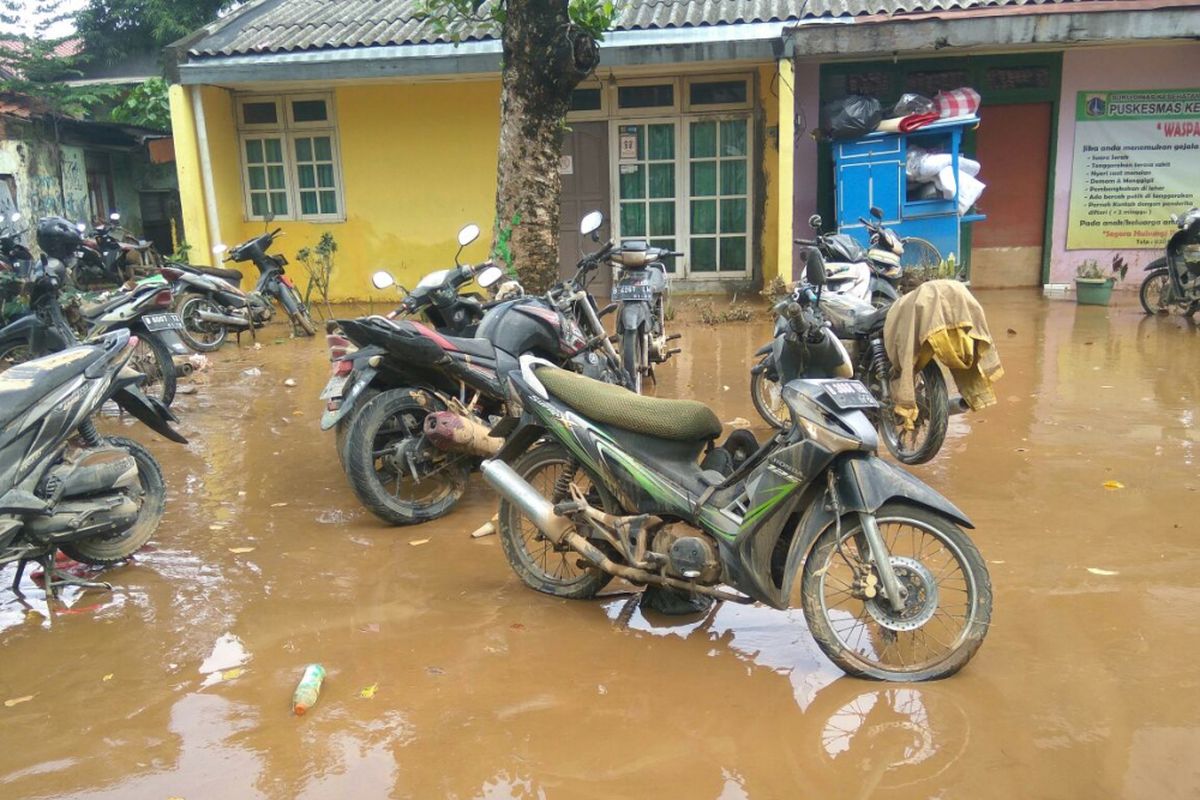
<box><xmin>878</xmin><ymin>361</ymin><xmax>948</xmax><ymax>465</ymax></box>
<box><xmin>621</xmin><ymin>327</ymin><xmax>645</xmax><ymax>394</ymax></box>
<box><xmin>61</xmin><ymin>437</ymin><xmax>166</xmax><ymax>565</ymax></box>
<box><xmin>1139</xmin><ymin>269</ymin><xmax>1172</xmax><ymax>316</ymax></box>
<box><xmin>281</xmin><ymin>284</ymin><xmax>316</xmax><ymax>336</ymax></box>
<box><xmin>799</xmin><ymin>501</ymin><xmax>992</xmax><ymax>681</ymax></box>
<box><xmin>344</xmin><ymin>388</ymin><xmax>468</xmax><ymax>525</ymax></box>
<box><xmin>750</xmin><ymin>365</ymin><xmax>789</xmax><ymax>429</ymax></box>
<box><xmin>129</xmin><ymin>331</ymin><xmax>177</xmax><ymax>408</ymax></box>
<box><xmin>178</xmin><ymin>294</ymin><xmax>228</xmax><ymax>352</ymax></box>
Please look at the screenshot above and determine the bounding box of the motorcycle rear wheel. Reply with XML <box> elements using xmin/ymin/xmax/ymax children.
<box><xmin>130</xmin><ymin>332</ymin><xmax>177</xmax><ymax>408</ymax></box>
<box><xmin>1139</xmin><ymin>269</ymin><xmax>1171</xmax><ymax>316</ymax></box>
<box><xmin>497</xmin><ymin>442</ymin><xmax>616</xmax><ymax>599</ymax></box>
<box><xmin>800</xmin><ymin>502</ymin><xmax>992</xmax><ymax>681</ymax></box>
<box><xmin>178</xmin><ymin>294</ymin><xmax>228</xmax><ymax>352</ymax></box>
<box><xmin>750</xmin><ymin>366</ymin><xmax>789</xmax><ymax>430</ymax></box>
<box><xmin>61</xmin><ymin>437</ymin><xmax>166</xmax><ymax>565</ymax></box>
<box><xmin>878</xmin><ymin>361</ymin><xmax>948</xmax><ymax>465</ymax></box>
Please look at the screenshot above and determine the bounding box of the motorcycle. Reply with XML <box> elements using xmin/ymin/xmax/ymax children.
<box><xmin>213</xmin><ymin>225</ymin><xmax>316</xmax><ymax>337</ymax></box>
<box><xmin>0</xmin><ymin>328</ymin><xmax>186</xmax><ymax>598</ymax></box>
<box><xmin>322</xmin><ymin>214</ymin><xmax>628</xmax><ymax>525</ymax></box>
<box><xmin>610</xmin><ymin>239</ymin><xmax>682</xmax><ymax>393</ymax></box>
<box><xmin>0</xmin><ymin>257</ymin><xmax>185</xmax><ymax>407</ymax></box>
<box><xmin>72</xmin><ymin>213</ymin><xmax>162</xmax><ymax>288</ymax></box>
<box><xmin>0</xmin><ymin>212</ymin><xmax>33</xmax><ymax>277</ymax></box>
<box><xmin>169</xmin><ymin>261</ymin><xmax>269</xmax><ymax>352</ymax></box>
<box><xmin>802</xmin><ymin>214</ymin><xmax>899</xmax><ymax>308</ymax></box>
<box><xmin>751</xmin><ymin>249</ymin><xmax>953</xmax><ymax>465</ymax></box>
<box><xmin>480</xmin><ymin>251</ymin><xmax>992</xmax><ymax>682</ymax></box>
<box><xmin>1139</xmin><ymin>207</ymin><xmax>1200</xmax><ymax>316</ymax></box>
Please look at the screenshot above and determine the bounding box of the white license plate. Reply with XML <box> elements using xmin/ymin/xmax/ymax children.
<box><xmin>142</xmin><ymin>313</ymin><xmax>183</xmax><ymax>332</ymax></box>
<box><xmin>320</xmin><ymin>374</ymin><xmax>349</xmax><ymax>400</ymax></box>
<box><xmin>613</xmin><ymin>284</ymin><xmax>653</xmax><ymax>302</ymax></box>
<box><xmin>824</xmin><ymin>379</ymin><xmax>878</xmax><ymax>410</ymax></box>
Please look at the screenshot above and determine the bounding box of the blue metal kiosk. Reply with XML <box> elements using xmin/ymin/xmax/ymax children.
<box><xmin>833</xmin><ymin>116</ymin><xmax>985</xmax><ymax>271</ymax></box>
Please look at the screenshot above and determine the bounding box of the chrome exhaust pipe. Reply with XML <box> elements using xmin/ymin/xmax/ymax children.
<box><xmin>172</xmin><ymin>356</ymin><xmax>194</xmax><ymax>376</ymax></box>
<box><xmin>480</xmin><ymin>459</ymin><xmax>573</xmax><ymax>543</ymax></box>
<box><xmin>948</xmin><ymin>396</ymin><xmax>971</xmax><ymax>416</ymax></box>
<box><xmin>197</xmin><ymin>309</ymin><xmax>252</xmax><ymax>329</ymax></box>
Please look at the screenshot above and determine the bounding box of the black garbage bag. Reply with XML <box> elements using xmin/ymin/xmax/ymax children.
<box><xmin>893</xmin><ymin>93</ymin><xmax>936</xmax><ymax>117</ymax></box>
<box><xmin>820</xmin><ymin>95</ymin><xmax>882</xmax><ymax>140</ymax></box>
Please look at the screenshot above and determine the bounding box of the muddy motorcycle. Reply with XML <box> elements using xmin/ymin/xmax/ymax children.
<box><xmin>480</xmin><ymin>259</ymin><xmax>991</xmax><ymax>681</ymax></box>
<box><xmin>0</xmin><ymin>258</ymin><xmax>185</xmax><ymax>406</ymax></box>
<box><xmin>169</xmin><ymin>261</ymin><xmax>269</xmax><ymax>352</ymax></box>
<box><xmin>750</xmin><ymin>253</ymin><xmax>953</xmax><ymax>465</ymax></box>
<box><xmin>610</xmin><ymin>238</ymin><xmax>682</xmax><ymax>393</ymax></box>
<box><xmin>802</xmin><ymin>215</ymin><xmax>899</xmax><ymax>308</ymax></box>
<box><xmin>0</xmin><ymin>212</ymin><xmax>33</xmax><ymax>277</ymax></box>
<box><xmin>72</xmin><ymin>212</ymin><xmax>162</xmax><ymax>288</ymax></box>
<box><xmin>1139</xmin><ymin>207</ymin><xmax>1200</xmax><ymax>316</ymax></box>
<box><xmin>0</xmin><ymin>328</ymin><xmax>186</xmax><ymax>598</ymax></box>
<box><xmin>213</xmin><ymin>227</ymin><xmax>316</xmax><ymax>337</ymax></box>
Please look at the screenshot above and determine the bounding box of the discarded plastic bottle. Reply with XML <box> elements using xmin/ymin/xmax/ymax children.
<box><xmin>292</xmin><ymin>664</ymin><xmax>326</xmax><ymax>716</ymax></box>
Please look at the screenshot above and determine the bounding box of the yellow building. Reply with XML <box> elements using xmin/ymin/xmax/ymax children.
<box><xmin>165</xmin><ymin>0</ymin><xmax>802</xmax><ymax>301</ymax></box>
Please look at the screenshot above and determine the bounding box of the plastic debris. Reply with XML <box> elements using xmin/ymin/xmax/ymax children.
<box><xmin>409</xmin><ymin>539</ymin><xmax>430</xmax><ymax>547</ymax></box>
<box><xmin>4</xmin><ymin>695</ymin><xmax>33</xmax><ymax>708</ymax></box>
<box><xmin>220</xmin><ymin>667</ymin><xmax>245</xmax><ymax>681</ymax></box>
<box><xmin>724</xmin><ymin>417</ymin><xmax>752</xmax><ymax>429</ymax></box>
<box><xmin>271</xmin><ymin>502</ymin><xmax>288</xmax><ymax>508</ymax></box>
<box><xmin>242</xmin><ymin>367</ymin><xmax>262</xmax><ymax>377</ymax></box>
<box><xmin>102</xmin><ymin>674</ymin><xmax>114</xmax><ymax>682</ymax></box>
<box><xmin>359</xmin><ymin>683</ymin><xmax>379</xmax><ymax>699</ymax></box>
<box><xmin>470</xmin><ymin>517</ymin><xmax>497</xmax><ymax>538</ymax></box>
<box><xmin>188</xmin><ymin>354</ymin><xmax>209</xmax><ymax>371</ymax></box>
<box><xmin>292</xmin><ymin>664</ymin><xmax>326</xmax><ymax>716</ymax></box>
<box><xmin>1103</xmin><ymin>480</ymin><xmax>1125</xmax><ymax>490</ymax></box>
<box><xmin>283</xmin><ymin>378</ymin><xmax>297</xmax><ymax>387</ymax></box>
<box><xmin>1087</xmin><ymin>567</ymin><xmax>1119</xmax><ymax>576</ymax></box>
<box><xmin>228</xmin><ymin>547</ymin><xmax>256</xmax><ymax>554</ymax></box>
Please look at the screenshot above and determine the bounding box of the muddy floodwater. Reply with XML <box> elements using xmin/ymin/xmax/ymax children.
<box><xmin>2</xmin><ymin>291</ymin><xmax>1199</xmax><ymax>799</ymax></box>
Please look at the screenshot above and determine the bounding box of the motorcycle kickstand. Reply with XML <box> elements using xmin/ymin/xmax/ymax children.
<box><xmin>36</xmin><ymin>552</ymin><xmax>113</xmax><ymax>599</ymax></box>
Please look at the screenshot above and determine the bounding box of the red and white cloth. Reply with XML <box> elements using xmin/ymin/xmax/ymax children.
<box><xmin>934</xmin><ymin>87</ymin><xmax>981</xmax><ymax>119</ymax></box>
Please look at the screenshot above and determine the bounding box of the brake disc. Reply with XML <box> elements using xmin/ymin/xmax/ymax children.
<box><xmin>865</xmin><ymin>556</ymin><xmax>939</xmax><ymax>632</ymax></box>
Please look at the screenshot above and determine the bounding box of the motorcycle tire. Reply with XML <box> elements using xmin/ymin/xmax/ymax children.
<box><xmin>0</xmin><ymin>341</ymin><xmax>33</xmax><ymax>370</ymax></box>
<box><xmin>177</xmin><ymin>294</ymin><xmax>228</xmax><ymax>352</ymax></box>
<box><xmin>879</xmin><ymin>361</ymin><xmax>948</xmax><ymax>466</ymax></box>
<box><xmin>335</xmin><ymin>387</ymin><xmax>380</xmax><ymax>469</ymax></box>
<box><xmin>497</xmin><ymin>441</ymin><xmax>616</xmax><ymax>599</ymax></box>
<box><xmin>344</xmin><ymin>388</ymin><xmax>468</xmax><ymax>525</ymax></box>
<box><xmin>1139</xmin><ymin>268</ymin><xmax>1171</xmax><ymax>316</ymax></box>
<box><xmin>800</xmin><ymin>501</ymin><xmax>992</xmax><ymax>681</ymax></box>
<box><xmin>130</xmin><ymin>331</ymin><xmax>178</xmax><ymax>408</ymax></box>
<box><xmin>750</xmin><ymin>366</ymin><xmax>789</xmax><ymax>430</ymax></box>
<box><xmin>621</xmin><ymin>327</ymin><xmax>644</xmax><ymax>394</ymax></box>
<box><xmin>281</xmin><ymin>285</ymin><xmax>316</xmax><ymax>337</ymax></box>
<box><xmin>60</xmin><ymin>436</ymin><xmax>166</xmax><ymax>565</ymax></box>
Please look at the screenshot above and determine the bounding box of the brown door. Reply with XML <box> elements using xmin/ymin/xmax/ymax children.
<box><xmin>972</xmin><ymin>102</ymin><xmax>1052</xmax><ymax>287</ymax></box>
<box><xmin>559</xmin><ymin>121</ymin><xmax>612</xmax><ymax>296</ymax></box>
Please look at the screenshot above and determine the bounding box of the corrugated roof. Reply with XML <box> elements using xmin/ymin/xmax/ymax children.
<box><xmin>187</xmin><ymin>0</ymin><xmax>1102</xmax><ymax>57</ymax></box>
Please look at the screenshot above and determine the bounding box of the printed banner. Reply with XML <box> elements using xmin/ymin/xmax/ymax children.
<box><xmin>1066</xmin><ymin>89</ymin><xmax>1200</xmax><ymax>250</ymax></box>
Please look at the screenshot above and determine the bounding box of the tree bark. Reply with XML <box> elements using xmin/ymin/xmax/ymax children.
<box><xmin>493</xmin><ymin>0</ymin><xmax>599</xmax><ymax>294</ymax></box>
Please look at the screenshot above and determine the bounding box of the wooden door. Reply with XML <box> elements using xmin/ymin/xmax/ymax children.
<box><xmin>559</xmin><ymin>121</ymin><xmax>611</xmax><ymax>296</ymax></box>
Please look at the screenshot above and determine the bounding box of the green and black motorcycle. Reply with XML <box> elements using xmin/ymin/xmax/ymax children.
<box><xmin>481</xmin><ymin>250</ymin><xmax>992</xmax><ymax>682</ymax></box>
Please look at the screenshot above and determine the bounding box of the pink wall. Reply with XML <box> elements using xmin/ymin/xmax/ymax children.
<box><xmin>793</xmin><ymin>62</ymin><xmax>822</xmax><ymax>252</ymax></box>
<box><xmin>1050</xmin><ymin>43</ymin><xmax>1200</xmax><ymax>287</ymax></box>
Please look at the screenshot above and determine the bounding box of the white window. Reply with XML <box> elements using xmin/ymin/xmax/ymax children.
<box><xmin>236</xmin><ymin>93</ymin><xmax>344</xmax><ymax>222</ymax></box>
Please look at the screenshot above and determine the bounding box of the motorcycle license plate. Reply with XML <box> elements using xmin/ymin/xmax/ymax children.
<box><xmin>612</xmin><ymin>283</ymin><xmax>653</xmax><ymax>302</ymax></box>
<box><xmin>823</xmin><ymin>380</ymin><xmax>878</xmax><ymax>410</ymax></box>
<box><xmin>142</xmin><ymin>312</ymin><xmax>183</xmax><ymax>332</ymax></box>
<box><xmin>320</xmin><ymin>374</ymin><xmax>350</xmax><ymax>400</ymax></box>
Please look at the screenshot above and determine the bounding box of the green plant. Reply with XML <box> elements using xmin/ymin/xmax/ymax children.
<box><xmin>169</xmin><ymin>240</ymin><xmax>192</xmax><ymax>264</ymax></box>
<box><xmin>296</xmin><ymin>232</ymin><xmax>338</xmax><ymax>318</ymax></box>
<box><xmin>110</xmin><ymin>78</ymin><xmax>171</xmax><ymax>131</ymax></box>
<box><xmin>692</xmin><ymin>298</ymin><xmax>755</xmax><ymax>325</ymax></box>
<box><xmin>1075</xmin><ymin>258</ymin><xmax>1103</xmax><ymax>280</ymax></box>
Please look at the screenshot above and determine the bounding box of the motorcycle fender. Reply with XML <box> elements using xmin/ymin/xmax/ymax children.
<box><xmin>1143</xmin><ymin>256</ymin><xmax>1168</xmax><ymax>273</ymax></box>
<box><xmin>154</xmin><ymin>328</ymin><xmax>192</xmax><ymax>357</ymax></box>
<box><xmin>112</xmin><ymin>386</ymin><xmax>188</xmax><ymax>444</ymax></box>
<box><xmin>319</xmin><ymin>366</ymin><xmax>378</xmax><ymax>431</ymax></box>
<box><xmin>753</xmin><ymin>342</ymin><xmax>772</xmax><ymax>358</ymax></box>
<box><xmin>492</xmin><ymin>412</ymin><xmax>546</xmax><ymax>463</ymax></box>
<box><xmin>619</xmin><ymin>302</ymin><xmax>650</xmax><ymax>333</ymax></box>
<box><xmin>276</xmin><ymin>281</ymin><xmax>299</xmax><ymax>314</ymax></box>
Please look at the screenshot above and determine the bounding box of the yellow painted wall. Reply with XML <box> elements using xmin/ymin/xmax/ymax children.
<box><xmin>189</xmin><ymin>80</ymin><xmax>500</xmax><ymax>301</ymax></box>
<box><xmin>757</xmin><ymin>63</ymin><xmax>782</xmax><ymax>285</ymax></box>
<box><xmin>167</xmin><ymin>84</ymin><xmax>213</xmax><ymax>261</ymax></box>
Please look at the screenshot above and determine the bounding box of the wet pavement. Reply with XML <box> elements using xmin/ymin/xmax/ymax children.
<box><xmin>2</xmin><ymin>290</ymin><xmax>1199</xmax><ymax>799</ymax></box>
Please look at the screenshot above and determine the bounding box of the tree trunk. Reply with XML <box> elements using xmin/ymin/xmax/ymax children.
<box><xmin>493</xmin><ymin>0</ymin><xmax>599</xmax><ymax>294</ymax></box>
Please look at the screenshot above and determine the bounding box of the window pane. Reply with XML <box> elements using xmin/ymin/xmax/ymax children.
<box><xmin>720</xmin><ymin>160</ymin><xmax>747</xmax><ymax>195</ymax></box>
<box><xmin>295</xmin><ymin>137</ymin><xmax>313</xmax><ymax>162</ymax></box>
<box><xmin>242</xmin><ymin>102</ymin><xmax>277</xmax><ymax>126</ymax></box>
<box><xmin>651</xmin><ymin>240</ymin><xmax>678</xmax><ymax>272</ymax></box>
<box><xmin>690</xmin><ymin>80</ymin><xmax>747</xmax><ymax>106</ymax></box>
<box><xmin>720</xmin><ymin>236</ymin><xmax>747</xmax><ymax>270</ymax></box>
<box><xmin>292</xmin><ymin>99</ymin><xmax>328</xmax><ymax>123</ymax></box>
<box><xmin>570</xmin><ymin>87</ymin><xmax>602</xmax><ymax>111</ymax></box>
<box><xmin>649</xmin><ymin>202</ymin><xmax>674</xmax><ymax>237</ymax></box>
<box><xmin>618</xmin><ymin>84</ymin><xmax>673</xmax><ymax>109</ymax></box>
<box><xmin>250</xmin><ymin>193</ymin><xmax>268</xmax><ymax>217</ymax></box>
<box><xmin>619</xmin><ymin>165</ymin><xmax>645</xmax><ymax>200</ymax></box>
<box><xmin>691</xmin><ymin>200</ymin><xmax>716</xmax><ymax>235</ymax></box>
<box><xmin>270</xmin><ymin>193</ymin><xmax>288</xmax><ymax>215</ymax></box>
<box><xmin>648</xmin><ymin>163</ymin><xmax>674</xmax><ymax>199</ymax></box>
<box><xmin>267</xmin><ymin>165</ymin><xmax>286</xmax><ymax>190</ymax></box>
<box><xmin>245</xmin><ymin>138</ymin><xmax>264</xmax><ymax>164</ymax></box>
<box><xmin>300</xmin><ymin>191</ymin><xmax>318</xmax><ymax>215</ymax></box>
<box><xmin>721</xmin><ymin>121</ymin><xmax>747</xmax><ymax>157</ymax></box>
<box><xmin>316</xmin><ymin>163</ymin><xmax>335</xmax><ymax>188</ymax></box>
<box><xmin>647</xmin><ymin>124</ymin><xmax>673</xmax><ymax>160</ymax></box>
<box><xmin>297</xmin><ymin>164</ymin><xmax>316</xmax><ymax>190</ymax></box>
<box><xmin>720</xmin><ymin>199</ymin><xmax>747</xmax><ymax>234</ymax></box>
<box><xmin>690</xmin><ymin>237</ymin><xmax>716</xmax><ymax>272</ymax></box>
<box><xmin>314</xmin><ymin>136</ymin><xmax>332</xmax><ymax>161</ymax></box>
<box><xmin>691</xmin><ymin>162</ymin><xmax>716</xmax><ymax>197</ymax></box>
<box><xmin>620</xmin><ymin>202</ymin><xmax>646</xmax><ymax>237</ymax></box>
<box><xmin>319</xmin><ymin>191</ymin><xmax>337</xmax><ymax>214</ymax></box>
<box><xmin>247</xmin><ymin>166</ymin><xmax>266</xmax><ymax>191</ymax></box>
<box><xmin>690</xmin><ymin>122</ymin><xmax>716</xmax><ymax>158</ymax></box>
<box><xmin>264</xmin><ymin>138</ymin><xmax>283</xmax><ymax>162</ymax></box>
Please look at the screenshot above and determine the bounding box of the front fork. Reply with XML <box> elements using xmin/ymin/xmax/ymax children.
<box><xmin>859</xmin><ymin>512</ymin><xmax>907</xmax><ymax>612</ymax></box>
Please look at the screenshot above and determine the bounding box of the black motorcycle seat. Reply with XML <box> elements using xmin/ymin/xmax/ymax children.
<box><xmin>445</xmin><ymin>336</ymin><xmax>496</xmax><ymax>360</ymax></box>
<box><xmin>178</xmin><ymin>263</ymin><xmax>244</xmax><ymax>283</ymax></box>
<box><xmin>0</xmin><ymin>345</ymin><xmax>105</xmax><ymax>430</ymax></box>
<box><xmin>537</xmin><ymin>366</ymin><xmax>722</xmax><ymax>442</ymax></box>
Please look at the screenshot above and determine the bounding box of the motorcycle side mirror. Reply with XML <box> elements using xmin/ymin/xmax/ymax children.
<box><xmin>476</xmin><ymin>264</ymin><xmax>504</xmax><ymax>288</ymax></box>
<box><xmin>457</xmin><ymin>223</ymin><xmax>481</xmax><ymax>248</ymax></box>
<box><xmin>580</xmin><ymin>210</ymin><xmax>603</xmax><ymax>237</ymax></box>
<box><xmin>805</xmin><ymin>247</ymin><xmax>828</xmax><ymax>288</ymax></box>
<box><xmin>870</xmin><ymin>206</ymin><xmax>883</xmax><ymax>220</ymax></box>
<box><xmin>598</xmin><ymin>302</ymin><xmax>617</xmax><ymax>318</ymax></box>
<box><xmin>808</xmin><ymin>214</ymin><xmax>822</xmax><ymax>232</ymax></box>
<box><xmin>109</xmin><ymin>211</ymin><xmax>121</xmax><ymax>222</ymax></box>
<box><xmin>212</xmin><ymin>243</ymin><xmax>228</xmax><ymax>256</ymax></box>
<box><xmin>75</xmin><ymin>222</ymin><xmax>87</xmax><ymax>233</ymax></box>
<box><xmin>371</xmin><ymin>270</ymin><xmax>396</xmax><ymax>290</ymax></box>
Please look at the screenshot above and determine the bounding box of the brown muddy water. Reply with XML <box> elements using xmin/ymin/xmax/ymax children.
<box><xmin>1</xmin><ymin>291</ymin><xmax>1198</xmax><ymax>799</ymax></box>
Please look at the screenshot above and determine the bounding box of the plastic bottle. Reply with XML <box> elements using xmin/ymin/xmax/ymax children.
<box><xmin>292</xmin><ymin>664</ymin><xmax>326</xmax><ymax>716</ymax></box>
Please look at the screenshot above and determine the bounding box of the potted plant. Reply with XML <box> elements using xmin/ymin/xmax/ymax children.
<box><xmin>1075</xmin><ymin>255</ymin><xmax>1128</xmax><ymax>306</ymax></box>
